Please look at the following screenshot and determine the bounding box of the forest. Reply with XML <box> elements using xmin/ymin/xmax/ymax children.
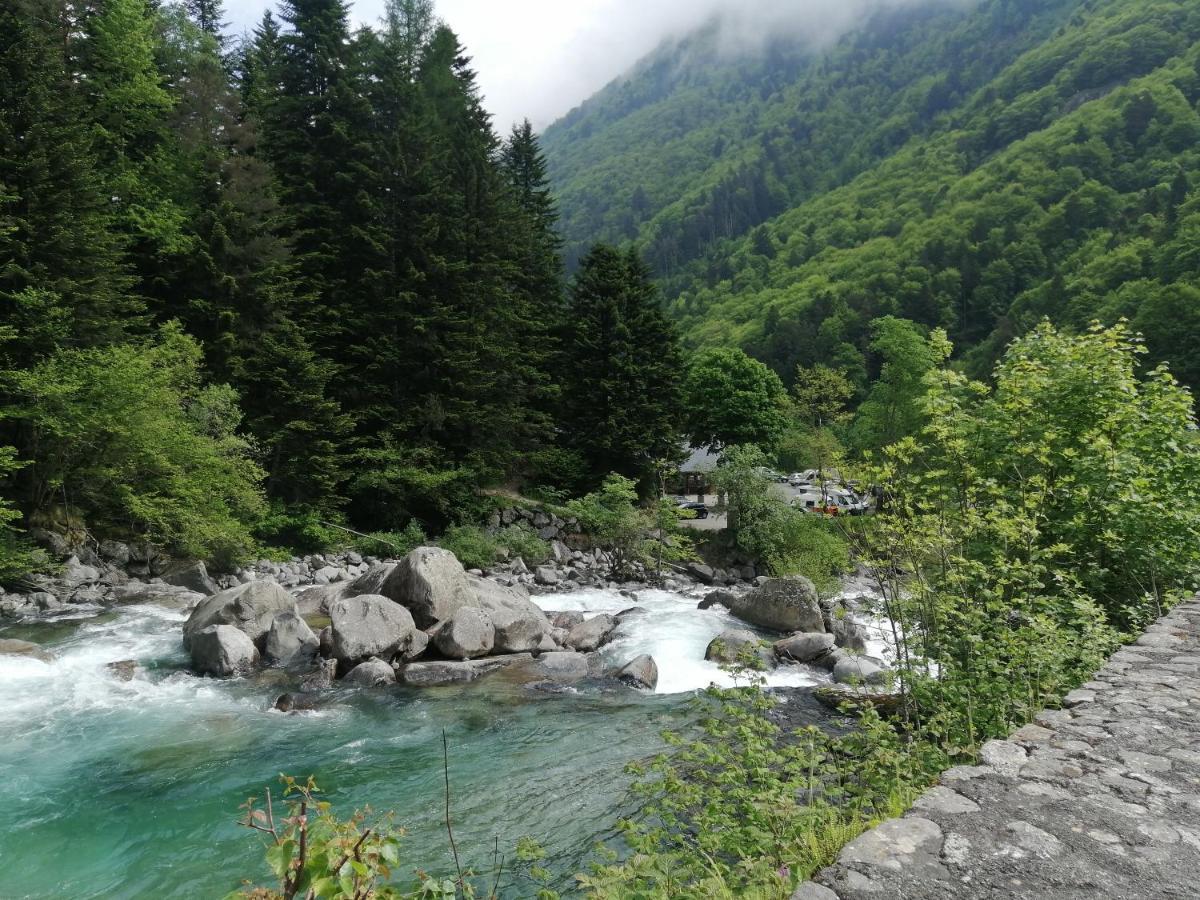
<box><xmin>544</xmin><ymin>0</ymin><xmax>1200</xmax><ymax>395</ymax></box>
<box><xmin>0</xmin><ymin>0</ymin><xmax>699</xmax><ymax>571</ymax></box>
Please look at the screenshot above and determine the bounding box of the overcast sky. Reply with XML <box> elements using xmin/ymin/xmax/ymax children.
<box><xmin>222</xmin><ymin>1</ymin><xmax>961</xmax><ymax>131</ymax></box>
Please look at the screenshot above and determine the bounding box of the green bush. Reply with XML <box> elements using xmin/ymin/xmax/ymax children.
<box><xmin>3</xmin><ymin>325</ymin><xmax>266</xmax><ymax>565</ymax></box>
<box><xmin>351</xmin><ymin>521</ymin><xmax>427</xmax><ymax>560</ymax></box>
<box><xmin>437</xmin><ymin>524</ymin><xmax>500</xmax><ymax>570</ymax></box>
<box><xmin>255</xmin><ymin>506</ymin><xmax>340</xmax><ymax>556</ymax></box>
<box><xmin>495</xmin><ymin>524</ymin><xmax>551</xmax><ymax>565</ymax></box>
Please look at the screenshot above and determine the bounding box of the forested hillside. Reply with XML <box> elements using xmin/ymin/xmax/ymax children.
<box><xmin>544</xmin><ymin>0</ymin><xmax>1200</xmax><ymax>390</ymax></box>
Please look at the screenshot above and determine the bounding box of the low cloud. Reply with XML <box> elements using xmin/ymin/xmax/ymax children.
<box><xmin>223</xmin><ymin>0</ymin><xmax>976</xmax><ymax>130</ymax></box>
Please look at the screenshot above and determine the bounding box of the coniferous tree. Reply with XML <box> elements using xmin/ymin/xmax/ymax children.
<box><xmin>0</xmin><ymin>0</ymin><xmax>137</xmax><ymax>369</ymax></box>
<box><xmin>562</xmin><ymin>244</ymin><xmax>684</xmax><ymax>488</ymax></box>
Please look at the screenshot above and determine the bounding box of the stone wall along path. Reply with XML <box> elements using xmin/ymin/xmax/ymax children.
<box><xmin>795</xmin><ymin>597</ymin><xmax>1200</xmax><ymax>900</ymax></box>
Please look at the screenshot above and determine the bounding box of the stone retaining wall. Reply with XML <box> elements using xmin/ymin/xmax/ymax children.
<box><xmin>794</xmin><ymin>596</ymin><xmax>1200</xmax><ymax>900</ymax></box>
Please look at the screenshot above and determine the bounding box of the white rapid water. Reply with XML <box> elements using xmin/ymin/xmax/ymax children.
<box><xmin>530</xmin><ymin>587</ymin><xmax>830</xmax><ymax>694</ymax></box>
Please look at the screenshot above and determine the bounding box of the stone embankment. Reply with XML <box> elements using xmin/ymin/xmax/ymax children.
<box><xmin>794</xmin><ymin>597</ymin><xmax>1200</xmax><ymax>900</ymax></box>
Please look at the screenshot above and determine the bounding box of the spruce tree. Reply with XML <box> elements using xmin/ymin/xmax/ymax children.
<box><xmin>562</xmin><ymin>244</ymin><xmax>684</xmax><ymax>488</ymax></box>
<box><xmin>0</xmin><ymin>0</ymin><xmax>137</xmax><ymax>369</ymax></box>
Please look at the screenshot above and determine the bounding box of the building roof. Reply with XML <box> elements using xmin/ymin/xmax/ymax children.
<box><xmin>680</xmin><ymin>445</ymin><xmax>721</xmax><ymax>474</ymax></box>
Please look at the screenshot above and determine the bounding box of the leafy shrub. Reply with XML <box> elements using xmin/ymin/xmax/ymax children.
<box><xmin>437</xmin><ymin>525</ymin><xmax>500</xmax><ymax>570</ymax></box>
<box><xmin>711</xmin><ymin>445</ymin><xmax>850</xmax><ymax>592</ymax></box>
<box><xmin>0</xmin><ymin>446</ymin><xmax>37</xmax><ymax>582</ymax></box>
<box><xmin>351</xmin><ymin>521</ymin><xmax>427</xmax><ymax>560</ymax></box>
<box><xmin>495</xmin><ymin>524</ymin><xmax>550</xmax><ymax>565</ymax></box>
<box><xmin>3</xmin><ymin>325</ymin><xmax>265</xmax><ymax>565</ymax></box>
<box><xmin>232</xmin><ymin>775</ymin><xmax>559</xmax><ymax>899</ymax></box>
<box><xmin>255</xmin><ymin>506</ymin><xmax>340</xmax><ymax>556</ymax></box>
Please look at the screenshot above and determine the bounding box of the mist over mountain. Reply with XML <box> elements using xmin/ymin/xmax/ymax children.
<box><xmin>543</xmin><ymin>0</ymin><xmax>1200</xmax><ymax>389</ymax></box>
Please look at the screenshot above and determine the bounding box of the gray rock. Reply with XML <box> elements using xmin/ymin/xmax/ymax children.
<box><xmin>99</xmin><ymin>540</ymin><xmax>131</xmax><ymax>566</ymax></box>
<box><xmin>343</xmin><ymin>657</ymin><xmax>397</xmax><ymax>686</ymax></box>
<box><xmin>299</xmin><ymin>658</ymin><xmax>338</xmax><ymax>692</ymax></box>
<box><xmin>190</xmin><ymin>624</ymin><xmax>259</xmax><ymax>676</ymax></box>
<box><xmin>162</xmin><ymin>559</ymin><xmax>218</xmax><ymax>596</ymax></box>
<box><xmin>790</xmin><ymin>884</ymin><xmax>839</xmax><ymax>900</ymax></box>
<box><xmin>832</xmin><ymin>653</ymin><xmax>887</xmax><ymax>685</ymax></box>
<box><xmin>466</xmin><ymin>575</ymin><xmax>548</xmax><ymax>652</ymax></box>
<box><xmin>61</xmin><ymin>555</ymin><xmax>100</xmax><ymax>587</ymax></box>
<box><xmin>837</xmin><ymin>816</ymin><xmax>943</xmax><ymax>870</ymax></box>
<box><xmin>31</xmin><ymin>591</ymin><xmax>65</xmax><ymax>611</ymax></box>
<box><xmin>565</xmin><ymin>613</ymin><xmax>617</xmax><ymax>651</ymax></box>
<box><xmin>616</xmin><ymin>654</ymin><xmax>658</xmax><ymax>689</ymax></box>
<box><xmin>774</xmin><ymin>631</ymin><xmax>836</xmax><ymax>663</ymax></box>
<box><xmin>0</xmin><ymin>638</ymin><xmax>54</xmax><ymax>663</ymax></box>
<box><xmin>686</xmin><ymin>562</ymin><xmax>715</xmax><ymax>584</ymax></box>
<box><xmin>183</xmin><ymin>581</ymin><xmax>296</xmax><ymax>650</ymax></box>
<box><xmin>106</xmin><ymin>659</ymin><xmax>139</xmax><ymax>682</ymax></box>
<box><xmin>399</xmin><ymin>655</ymin><xmax>531</xmax><ymax>686</ymax></box>
<box><xmin>534</xmin><ymin>565</ymin><xmax>560</xmax><ymax>585</ymax></box>
<box><xmin>705</xmin><ymin>628</ymin><xmax>770</xmax><ymax>665</ymax></box>
<box><xmin>979</xmin><ymin>739</ymin><xmax>1028</xmax><ymax>777</ymax></box>
<box><xmin>535</xmin><ymin>651</ymin><xmax>589</xmax><ymax>681</ymax></box>
<box><xmin>329</xmin><ymin>594</ymin><xmax>419</xmax><ymax>665</ymax></box>
<box><xmin>434</xmin><ymin>607</ymin><xmax>495</xmax><ymax>659</ymax></box>
<box><xmin>112</xmin><ymin>582</ymin><xmax>203</xmax><ymax>609</ymax></box>
<box><xmin>379</xmin><ymin>547</ymin><xmax>474</xmax><ymax>628</ymax></box>
<box><xmin>264</xmin><ymin>611</ymin><xmax>319</xmax><ymax>666</ymax></box>
<box><xmin>727</xmin><ymin>577</ymin><xmax>824</xmax><ymax>632</ymax></box>
<box><xmin>293</xmin><ymin>583</ymin><xmax>345</xmax><ymax>617</ymax></box>
<box><xmin>829</xmin><ymin>616</ymin><xmax>870</xmax><ymax>652</ymax></box>
<box><xmin>698</xmin><ymin>589</ymin><xmax>735</xmax><ymax>610</ymax></box>
<box><xmin>275</xmin><ymin>692</ymin><xmax>322</xmax><ymax>712</ymax></box>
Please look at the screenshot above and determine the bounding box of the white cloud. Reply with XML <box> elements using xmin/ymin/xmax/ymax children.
<box><xmin>222</xmin><ymin>0</ymin><xmax>972</xmax><ymax>132</ymax></box>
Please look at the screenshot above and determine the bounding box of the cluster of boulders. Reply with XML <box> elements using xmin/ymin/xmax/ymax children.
<box><xmin>702</xmin><ymin>576</ymin><xmax>888</xmax><ymax>687</ymax></box>
<box><xmin>0</xmin><ymin>534</ymin><xmax>222</xmax><ymax>619</ymax></box>
<box><xmin>180</xmin><ymin>545</ymin><xmax>661</xmax><ymax>697</ymax></box>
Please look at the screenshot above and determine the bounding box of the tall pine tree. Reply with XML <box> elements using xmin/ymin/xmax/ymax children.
<box><xmin>562</xmin><ymin>244</ymin><xmax>684</xmax><ymax>489</ymax></box>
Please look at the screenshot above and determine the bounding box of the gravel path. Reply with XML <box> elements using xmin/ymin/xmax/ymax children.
<box><xmin>795</xmin><ymin>597</ymin><xmax>1200</xmax><ymax>899</ymax></box>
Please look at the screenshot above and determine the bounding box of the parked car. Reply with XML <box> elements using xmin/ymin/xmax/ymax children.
<box><xmin>787</xmin><ymin>472</ymin><xmax>808</xmax><ymax>486</ymax></box>
<box><xmin>676</xmin><ymin>500</ymin><xmax>709</xmax><ymax>519</ymax></box>
<box><xmin>791</xmin><ymin>488</ymin><xmax>839</xmax><ymax>515</ymax></box>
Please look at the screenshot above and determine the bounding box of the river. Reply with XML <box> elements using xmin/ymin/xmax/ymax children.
<box><xmin>0</xmin><ymin>585</ymin><xmax>845</xmax><ymax>898</ymax></box>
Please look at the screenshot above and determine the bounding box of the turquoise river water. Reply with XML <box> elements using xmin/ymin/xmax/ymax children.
<box><xmin>0</xmin><ymin>587</ymin><xmax>833</xmax><ymax>899</ymax></box>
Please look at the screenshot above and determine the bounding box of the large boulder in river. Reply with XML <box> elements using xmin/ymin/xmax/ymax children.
<box><xmin>0</xmin><ymin>638</ymin><xmax>54</xmax><ymax>663</ymax></box>
<box><xmin>264</xmin><ymin>611</ymin><xmax>319</xmax><ymax>666</ymax></box>
<box><xmin>183</xmin><ymin>581</ymin><xmax>296</xmax><ymax>651</ymax></box>
<box><xmin>399</xmin><ymin>655</ymin><xmax>531</xmax><ymax>687</ymax></box>
<box><xmin>829</xmin><ymin>616</ymin><xmax>870</xmax><ymax>653</ymax></box>
<box><xmin>533</xmin><ymin>651</ymin><xmax>590</xmax><ymax>681</ymax></box>
<box><xmin>705</xmin><ymin>628</ymin><xmax>772</xmax><ymax>667</ymax></box>
<box><xmin>774</xmin><ymin>632</ymin><xmax>836</xmax><ymax>663</ymax></box>
<box><xmin>190</xmin><ymin>624</ymin><xmax>259</xmax><ymax>676</ymax></box>
<box><xmin>466</xmin><ymin>576</ymin><xmax>548</xmax><ymax>653</ymax></box>
<box><xmin>616</xmin><ymin>654</ymin><xmax>658</xmax><ymax>690</ymax></box>
<box><xmin>434</xmin><ymin>607</ymin><xmax>495</xmax><ymax>659</ymax></box>
<box><xmin>161</xmin><ymin>559</ymin><xmax>218</xmax><ymax>596</ymax></box>
<box><xmin>343</xmin><ymin>657</ymin><xmax>397</xmax><ymax>687</ymax></box>
<box><xmin>726</xmin><ymin>577</ymin><xmax>824</xmax><ymax>633</ymax></box>
<box><xmin>833</xmin><ymin>654</ymin><xmax>888</xmax><ymax>686</ymax></box>
<box><xmin>328</xmin><ymin>594</ymin><xmax>420</xmax><ymax>666</ymax></box>
<box><xmin>565</xmin><ymin>614</ymin><xmax>617</xmax><ymax>651</ymax></box>
<box><xmin>379</xmin><ymin>547</ymin><xmax>474</xmax><ymax>628</ymax></box>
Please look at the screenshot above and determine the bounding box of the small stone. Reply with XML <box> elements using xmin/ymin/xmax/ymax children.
<box><xmin>912</xmin><ymin>786</ymin><xmax>980</xmax><ymax>815</ymax></box>
<box><xmin>941</xmin><ymin>832</ymin><xmax>971</xmax><ymax>866</ymax></box>
<box><xmin>980</xmin><ymin>740</ymin><xmax>1027</xmax><ymax>776</ymax></box>
<box><xmin>836</xmin><ymin>817</ymin><xmax>942</xmax><ymax>872</ymax></box>
<box><xmin>1004</xmin><ymin>821</ymin><xmax>1063</xmax><ymax>859</ymax></box>
<box><xmin>789</xmin><ymin>883</ymin><xmax>839</xmax><ymax>900</ymax></box>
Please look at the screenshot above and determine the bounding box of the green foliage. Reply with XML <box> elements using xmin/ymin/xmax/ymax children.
<box><xmin>561</xmin><ymin>245</ymin><xmax>684</xmax><ymax>488</ymax></box>
<box><xmin>849</xmin><ymin>318</ymin><xmax>950</xmax><ymax>454</ymax></box>
<box><xmin>4</xmin><ymin>325</ymin><xmax>265</xmax><ymax>565</ymax></box>
<box><xmin>0</xmin><ymin>446</ymin><xmax>36</xmax><ymax>582</ymax></box>
<box><xmin>351</xmin><ymin>522</ymin><xmax>429</xmax><ymax>561</ymax></box>
<box><xmin>585</xmin><ymin>323</ymin><xmax>1200</xmax><ymax>897</ymax></box>
<box><xmin>565</xmin><ymin>474</ymin><xmax>650</xmax><ymax>576</ymax></box>
<box><xmin>579</xmin><ymin>688</ymin><xmax>926</xmax><ymax>898</ymax></box>
<box><xmin>710</xmin><ymin>446</ymin><xmax>849</xmax><ymax>591</ymax></box>
<box><xmin>437</xmin><ymin>525</ymin><xmax>500</xmax><ymax>571</ymax></box>
<box><xmin>233</xmin><ymin>775</ymin><xmax>559</xmax><ymax>900</ymax></box>
<box><xmin>681</xmin><ymin>347</ymin><xmax>789</xmax><ymax>451</ymax></box>
<box><xmin>495</xmin><ymin>525</ymin><xmax>551</xmax><ymax>566</ymax></box>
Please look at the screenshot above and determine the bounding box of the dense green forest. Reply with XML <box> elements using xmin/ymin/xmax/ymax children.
<box><xmin>544</xmin><ymin>0</ymin><xmax>1200</xmax><ymax>392</ymax></box>
<box><xmin>0</xmin><ymin>0</ymin><xmax>693</xmax><ymax>566</ymax></box>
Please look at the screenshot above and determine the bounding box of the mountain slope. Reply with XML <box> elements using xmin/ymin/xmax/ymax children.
<box><xmin>544</xmin><ymin>0</ymin><xmax>1200</xmax><ymax>389</ymax></box>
